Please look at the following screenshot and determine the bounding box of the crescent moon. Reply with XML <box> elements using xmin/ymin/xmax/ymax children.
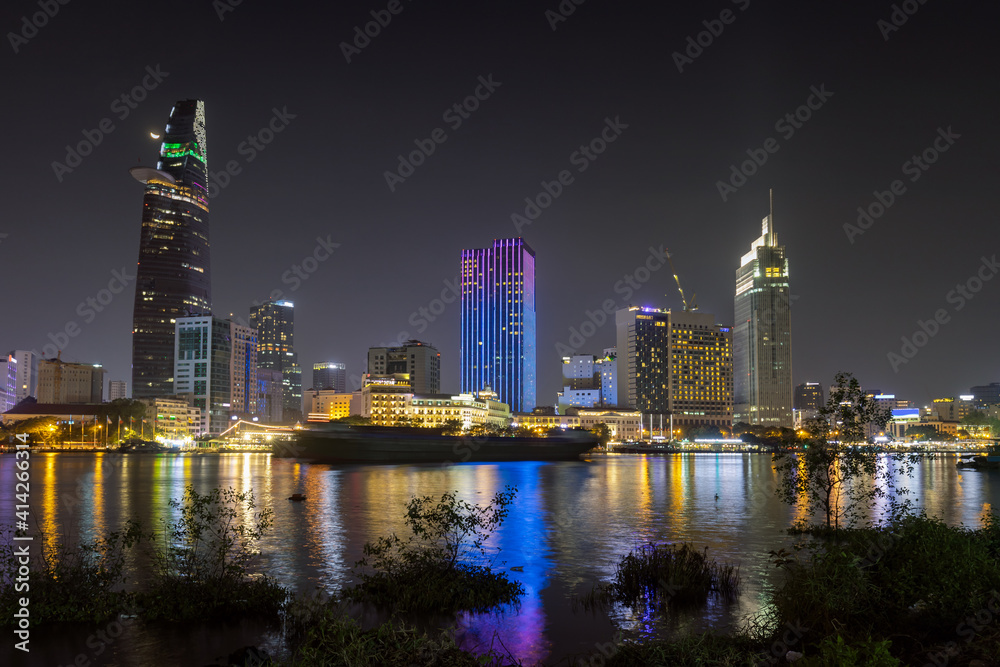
<box><xmin>150</xmin><ymin>132</ymin><xmax>161</xmax><ymax>139</ymax></box>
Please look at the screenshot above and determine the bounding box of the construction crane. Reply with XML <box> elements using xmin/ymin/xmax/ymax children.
<box><xmin>665</xmin><ymin>247</ymin><xmax>697</xmax><ymax>312</ymax></box>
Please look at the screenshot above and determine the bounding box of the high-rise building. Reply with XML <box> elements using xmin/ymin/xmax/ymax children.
<box><xmin>971</xmin><ymin>382</ymin><xmax>1000</xmax><ymax>408</ymax></box>
<box><xmin>5</xmin><ymin>350</ymin><xmax>38</xmax><ymax>407</ymax></box>
<box><xmin>250</xmin><ymin>299</ymin><xmax>301</xmax><ymax>421</ymax></box>
<box><xmin>313</xmin><ymin>362</ymin><xmax>347</xmax><ymax>392</ymax></box>
<box><xmin>615</xmin><ymin>306</ymin><xmax>733</xmax><ymax>429</ymax></box>
<box><xmin>35</xmin><ymin>357</ymin><xmax>105</xmax><ymax>404</ymax></box>
<box><xmin>556</xmin><ymin>350</ymin><xmax>617</xmax><ymax>413</ymax></box>
<box><xmin>2</xmin><ymin>355</ymin><xmax>16</xmax><ymax>413</ymax></box>
<box><xmin>230</xmin><ymin>321</ymin><xmax>258</xmax><ymax>417</ymax></box>
<box><xmin>367</xmin><ymin>341</ymin><xmax>440</xmax><ymax>394</ymax></box>
<box><xmin>174</xmin><ymin>316</ymin><xmax>231</xmax><ymax>434</ymax></box>
<box><xmin>794</xmin><ymin>382</ymin><xmax>824</xmax><ymax>411</ymax></box>
<box><xmin>256</xmin><ymin>368</ymin><xmax>284</xmax><ymax>423</ymax></box>
<box><xmin>733</xmin><ymin>199</ymin><xmax>793</xmax><ymax>427</ymax></box>
<box><xmin>460</xmin><ymin>237</ymin><xmax>536</xmax><ymax>413</ymax></box>
<box><xmin>108</xmin><ymin>380</ymin><xmax>128</xmax><ymax>401</ymax></box>
<box><xmin>131</xmin><ymin>100</ymin><xmax>211</xmax><ymax>399</ymax></box>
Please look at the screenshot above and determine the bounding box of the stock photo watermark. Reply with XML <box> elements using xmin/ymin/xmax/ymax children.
<box><xmin>511</xmin><ymin>116</ymin><xmax>628</xmax><ymax>232</ymax></box>
<box><xmin>8</xmin><ymin>0</ymin><xmax>71</xmax><ymax>54</ymax></box>
<box><xmin>887</xmin><ymin>254</ymin><xmax>998</xmax><ymax>372</ymax></box>
<box><xmin>878</xmin><ymin>0</ymin><xmax>930</xmax><ymax>41</ymax></box>
<box><xmin>340</xmin><ymin>0</ymin><xmax>415</xmax><ymax>63</ymax></box>
<box><xmin>384</xmin><ymin>74</ymin><xmax>502</xmax><ymax>192</ymax></box>
<box><xmin>555</xmin><ymin>245</ymin><xmax>669</xmax><ymax>356</ymax></box>
<box><xmin>716</xmin><ymin>84</ymin><xmax>834</xmax><ymax>202</ymax></box>
<box><xmin>207</xmin><ymin>106</ymin><xmax>297</xmax><ymax>198</ymax></box>
<box><xmin>50</xmin><ymin>65</ymin><xmax>169</xmax><ymax>182</ymax></box>
<box><xmin>844</xmin><ymin>126</ymin><xmax>960</xmax><ymax>243</ymax></box>
<box><xmin>672</xmin><ymin>0</ymin><xmax>752</xmax><ymax>73</ymax></box>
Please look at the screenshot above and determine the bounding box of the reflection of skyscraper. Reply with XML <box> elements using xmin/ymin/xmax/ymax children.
<box><xmin>250</xmin><ymin>300</ymin><xmax>302</xmax><ymax>420</ymax></box>
<box><xmin>131</xmin><ymin>100</ymin><xmax>211</xmax><ymax>399</ymax></box>
<box><xmin>734</xmin><ymin>197</ymin><xmax>793</xmax><ymax>427</ymax></box>
<box><xmin>460</xmin><ymin>238</ymin><xmax>536</xmax><ymax>413</ymax></box>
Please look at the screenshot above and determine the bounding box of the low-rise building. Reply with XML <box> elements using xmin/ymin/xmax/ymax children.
<box><xmin>307</xmin><ymin>390</ymin><xmax>363</xmax><ymax>422</ymax></box>
<box><xmin>137</xmin><ymin>397</ymin><xmax>201</xmax><ymax>441</ymax></box>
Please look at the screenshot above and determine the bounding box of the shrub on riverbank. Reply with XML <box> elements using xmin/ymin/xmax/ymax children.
<box><xmin>581</xmin><ymin>542</ymin><xmax>741</xmax><ymax>611</ymax></box>
<box><xmin>343</xmin><ymin>486</ymin><xmax>524</xmax><ymax>614</ymax></box>
<box><xmin>284</xmin><ymin>605</ymin><xmax>517</xmax><ymax>666</ymax></box>
<box><xmin>0</xmin><ymin>486</ymin><xmax>287</xmax><ymax>625</ymax></box>
<box><xmin>138</xmin><ymin>485</ymin><xmax>287</xmax><ymax>621</ymax></box>
<box><xmin>0</xmin><ymin>520</ymin><xmax>143</xmax><ymax>624</ymax></box>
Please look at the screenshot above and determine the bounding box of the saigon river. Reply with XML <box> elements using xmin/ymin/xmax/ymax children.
<box><xmin>1</xmin><ymin>451</ymin><xmax>996</xmax><ymax>666</ymax></box>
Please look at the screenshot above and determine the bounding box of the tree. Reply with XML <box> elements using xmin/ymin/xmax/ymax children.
<box><xmin>97</xmin><ymin>399</ymin><xmax>146</xmax><ymax>443</ymax></box>
<box><xmin>773</xmin><ymin>372</ymin><xmax>919</xmax><ymax>529</ymax></box>
<box><xmin>590</xmin><ymin>422</ymin><xmax>612</xmax><ymax>448</ymax></box>
<box><xmin>441</xmin><ymin>419</ymin><xmax>464</xmax><ymax>436</ymax></box>
<box><xmin>333</xmin><ymin>415</ymin><xmax>371</xmax><ymax>426</ymax></box>
<box><xmin>904</xmin><ymin>424</ymin><xmax>939</xmax><ymax>441</ymax></box>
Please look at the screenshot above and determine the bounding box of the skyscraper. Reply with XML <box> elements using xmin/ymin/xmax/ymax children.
<box><xmin>734</xmin><ymin>196</ymin><xmax>793</xmax><ymax>427</ymax></box>
<box><xmin>250</xmin><ymin>299</ymin><xmax>302</xmax><ymax>421</ymax></box>
<box><xmin>130</xmin><ymin>100</ymin><xmax>211</xmax><ymax>399</ymax></box>
<box><xmin>313</xmin><ymin>362</ymin><xmax>347</xmax><ymax>392</ymax></box>
<box><xmin>460</xmin><ymin>238</ymin><xmax>536</xmax><ymax>413</ymax></box>
<box><xmin>367</xmin><ymin>341</ymin><xmax>440</xmax><ymax>394</ymax></box>
<box><xmin>174</xmin><ymin>316</ymin><xmax>231</xmax><ymax>434</ymax></box>
<box><xmin>108</xmin><ymin>380</ymin><xmax>128</xmax><ymax>401</ymax></box>
<box><xmin>615</xmin><ymin>306</ymin><xmax>733</xmax><ymax>429</ymax></box>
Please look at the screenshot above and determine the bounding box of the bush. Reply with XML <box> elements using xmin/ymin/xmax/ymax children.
<box><xmin>137</xmin><ymin>485</ymin><xmax>286</xmax><ymax>621</ymax></box>
<box><xmin>582</xmin><ymin>542</ymin><xmax>741</xmax><ymax>611</ymax></box>
<box><xmin>0</xmin><ymin>520</ymin><xmax>144</xmax><ymax>624</ymax></box>
<box><xmin>797</xmin><ymin>635</ymin><xmax>900</xmax><ymax>667</ymax></box>
<box><xmin>286</xmin><ymin>606</ymin><xmax>515</xmax><ymax>666</ymax></box>
<box><xmin>344</xmin><ymin>486</ymin><xmax>524</xmax><ymax>614</ymax></box>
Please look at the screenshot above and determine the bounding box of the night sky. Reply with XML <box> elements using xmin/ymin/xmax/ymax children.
<box><xmin>3</xmin><ymin>1</ymin><xmax>997</xmax><ymax>410</ymax></box>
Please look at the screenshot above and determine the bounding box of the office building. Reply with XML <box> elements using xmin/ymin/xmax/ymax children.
<box><xmin>615</xmin><ymin>306</ymin><xmax>733</xmax><ymax>429</ymax></box>
<box><xmin>251</xmin><ymin>299</ymin><xmax>302</xmax><ymax>421</ymax></box>
<box><xmin>35</xmin><ymin>356</ymin><xmax>105</xmax><ymax>404</ymax></box>
<box><xmin>313</xmin><ymin>362</ymin><xmax>347</xmax><ymax>392</ymax></box>
<box><xmin>971</xmin><ymin>383</ymin><xmax>1000</xmax><ymax>408</ymax></box>
<box><xmin>557</xmin><ymin>350</ymin><xmax>617</xmax><ymax>413</ymax></box>
<box><xmin>256</xmin><ymin>368</ymin><xmax>284</xmax><ymax>423</ymax></box>
<box><xmin>733</xmin><ymin>200</ymin><xmax>793</xmax><ymax>427</ymax></box>
<box><xmin>368</xmin><ymin>341</ymin><xmax>440</xmax><ymax>394</ymax></box>
<box><xmin>108</xmin><ymin>380</ymin><xmax>128</xmax><ymax>401</ymax></box>
<box><xmin>173</xmin><ymin>316</ymin><xmax>231</xmax><ymax>435</ymax></box>
<box><xmin>5</xmin><ymin>350</ymin><xmax>38</xmax><ymax>407</ymax></box>
<box><xmin>460</xmin><ymin>237</ymin><xmax>536</xmax><ymax>413</ymax></box>
<box><xmin>794</xmin><ymin>382</ymin><xmax>824</xmax><ymax>411</ymax></box>
<box><xmin>136</xmin><ymin>397</ymin><xmax>201</xmax><ymax>441</ymax></box>
<box><xmin>230</xmin><ymin>321</ymin><xmax>258</xmax><ymax>417</ymax></box>
<box><xmin>131</xmin><ymin>100</ymin><xmax>212</xmax><ymax>399</ymax></box>
<box><xmin>307</xmin><ymin>389</ymin><xmax>361</xmax><ymax>422</ymax></box>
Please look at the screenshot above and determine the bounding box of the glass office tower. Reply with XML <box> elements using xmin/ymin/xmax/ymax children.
<box><xmin>131</xmin><ymin>100</ymin><xmax>211</xmax><ymax>398</ymax></box>
<box><xmin>460</xmin><ymin>238</ymin><xmax>536</xmax><ymax>413</ymax></box>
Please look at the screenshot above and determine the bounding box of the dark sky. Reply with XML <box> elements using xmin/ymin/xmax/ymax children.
<box><xmin>2</xmin><ymin>0</ymin><xmax>997</xmax><ymax>409</ymax></box>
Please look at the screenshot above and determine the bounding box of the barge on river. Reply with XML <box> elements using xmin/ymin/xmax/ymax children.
<box><xmin>276</xmin><ymin>423</ymin><xmax>598</xmax><ymax>464</ymax></box>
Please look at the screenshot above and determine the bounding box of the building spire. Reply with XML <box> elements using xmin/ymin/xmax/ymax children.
<box><xmin>768</xmin><ymin>188</ymin><xmax>775</xmax><ymax>245</ymax></box>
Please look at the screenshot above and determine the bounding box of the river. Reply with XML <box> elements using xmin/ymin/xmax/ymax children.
<box><xmin>1</xmin><ymin>451</ymin><xmax>995</xmax><ymax>666</ymax></box>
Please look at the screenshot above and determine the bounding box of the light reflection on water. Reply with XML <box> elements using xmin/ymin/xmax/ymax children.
<box><xmin>1</xmin><ymin>452</ymin><xmax>999</xmax><ymax>666</ymax></box>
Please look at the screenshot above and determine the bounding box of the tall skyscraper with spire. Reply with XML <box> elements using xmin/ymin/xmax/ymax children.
<box><xmin>734</xmin><ymin>192</ymin><xmax>793</xmax><ymax>427</ymax></box>
<box><xmin>460</xmin><ymin>238</ymin><xmax>536</xmax><ymax>413</ymax></box>
<box><xmin>130</xmin><ymin>100</ymin><xmax>211</xmax><ymax>399</ymax></box>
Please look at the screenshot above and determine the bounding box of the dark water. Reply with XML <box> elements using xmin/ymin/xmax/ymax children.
<box><xmin>1</xmin><ymin>451</ymin><xmax>995</xmax><ymax>666</ymax></box>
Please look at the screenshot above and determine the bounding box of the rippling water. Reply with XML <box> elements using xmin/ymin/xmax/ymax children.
<box><xmin>2</xmin><ymin>451</ymin><xmax>996</xmax><ymax>666</ymax></box>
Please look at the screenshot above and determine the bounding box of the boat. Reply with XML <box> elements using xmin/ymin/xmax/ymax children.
<box><xmin>956</xmin><ymin>455</ymin><xmax>1000</xmax><ymax>469</ymax></box>
<box><xmin>276</xmin><ymin>423</ymin><xmax>599</xmax><ymax>464</ymax></box>
<box><xmin>288</xmin><ymin>493</ymin><xmax>307</xmax><ymax>501</ymax></box>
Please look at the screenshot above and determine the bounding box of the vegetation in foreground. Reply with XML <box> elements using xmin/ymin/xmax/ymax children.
<box><xmin>580</xmin><ymin>542</ymin><xmax>741</xmax><ymax>611</ymax></box>
<box><xmin>0</xmin><ymin>485</ymin><xmax>285</xmax><ymax>625</ymax></box>
<box><xmin>342</xmin><ymin>485</ymin><xmax>524</xmax><ymax>614</ymax></box>
<box><xmin>281</xmin><ymin>603</ymin><xmax>517</xmax><ymax>667</ymax></box>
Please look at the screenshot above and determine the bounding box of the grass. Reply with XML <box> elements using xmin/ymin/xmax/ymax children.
<box><xmin>580</xmin><ymin>542</ymin><xmax>741</xmax><ymax>611</ymax></box>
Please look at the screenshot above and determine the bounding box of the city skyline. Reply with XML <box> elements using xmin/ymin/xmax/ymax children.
<box><xmin>1</xmin><ymin>4</ymin><xmax>996</xmax><ymax>409</ymax></box>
